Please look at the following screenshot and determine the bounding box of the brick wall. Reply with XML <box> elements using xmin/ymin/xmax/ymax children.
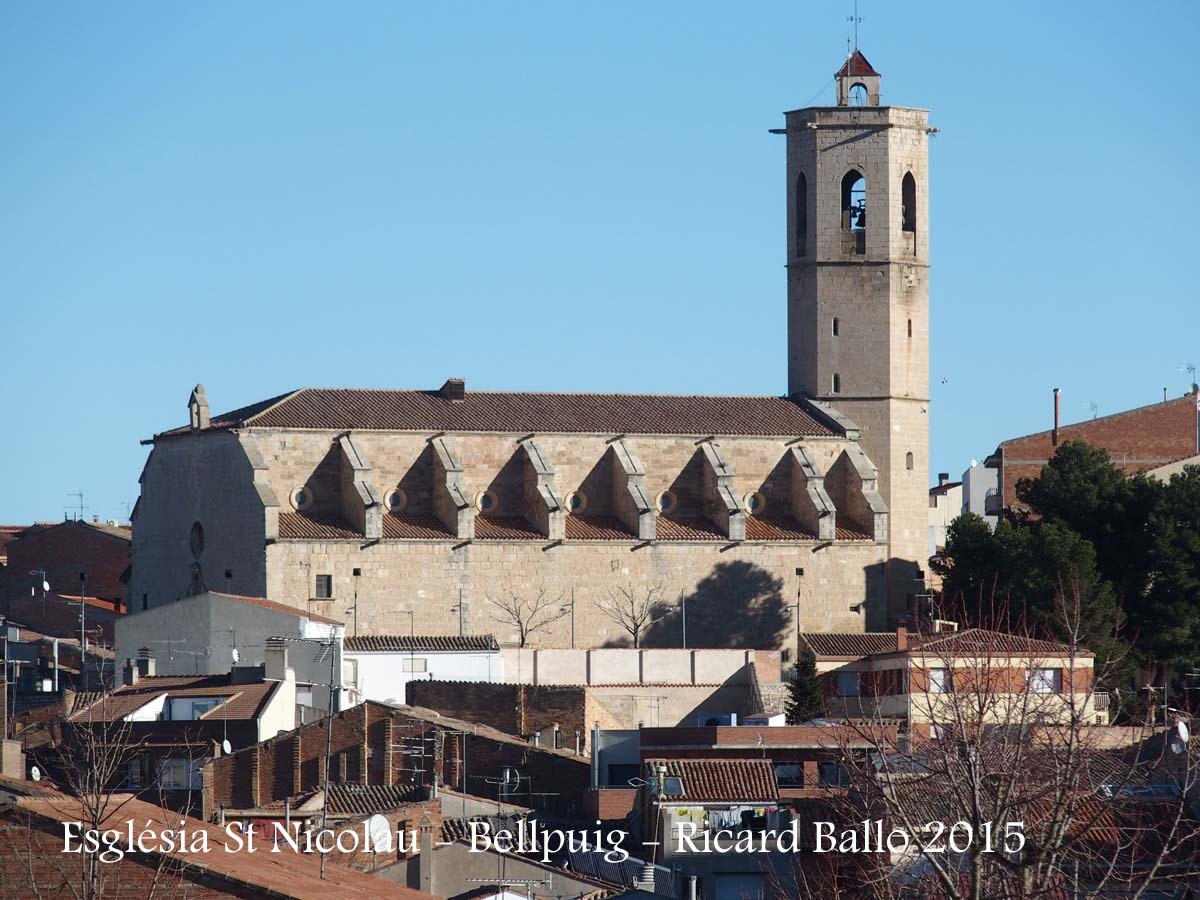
<box><xmin>995</xmin><ymin>391</ymin><xmax>1199</xmax><ymax>508</ymax></box>
<box><xmin>407</xmin><ymin>681</ymin><xmax>586</xmax><ymax>747</ymax></box>
<box><xmin>4</xmin><ymin>521</ymin><xmax>130</xmax><ymax>604</ymax></box>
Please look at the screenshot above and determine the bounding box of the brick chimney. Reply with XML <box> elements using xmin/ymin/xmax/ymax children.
<box><xmin>122</xmin><ymin>659</ymin><xmax>139</xmax><ymax>687</ymax></box>
<box><xmin>896</xmin><ymin>626</ymin><xmax>907</xmax><ymax>652</ymax></box>
<box><xmin>938</xmin><ymin>473</ymin><xmax>949</xmax><ymax>487</ymax></box>
<box><xmin>264</xmin><ymin>639</ymin><xmax>288</xmax><ymax>682</ymax></box>
<box><xmin>135</xmin><ymin>649</ymin><xmax>156</xmax><ymax>678</ymax></box>
<box><xmin>1052</xmin><ymin>387</ymin><xmax>1061</xmax><ymax>447</ymax></box>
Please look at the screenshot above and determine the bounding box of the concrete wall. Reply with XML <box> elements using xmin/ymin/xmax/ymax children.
<box><xmin>114</xmin><ymin>591</ymin><xmax>342</xmax><ymax>711</ymax></box>
<box><xmin>497</xmin><ymin>648</ymin><xmax>780</xmax><ymax>686</ymax></box>
<box><xmin>346</xmin><ymin>649</ymin><xmax>502</xmax><ymax>705</ymax></box>
<box><xmin>962</xmin><ymin>461</ymin><xmax>998</xmax><ymax>530</ymax></box>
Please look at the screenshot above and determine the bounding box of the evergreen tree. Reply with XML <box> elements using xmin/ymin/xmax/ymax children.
<box><xmin>785</xmin><ymin>644</ymin><xmax>825</xmax><ymax>724</ymax></box>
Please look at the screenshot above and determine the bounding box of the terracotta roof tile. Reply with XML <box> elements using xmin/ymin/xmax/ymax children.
<box><xmin>565</xmin><ymin>514</ymin><xmax>637</xmax><ymax>540</ymax></box>
<box><xmin>160</xmin><ymin>387</ymin><xmax>839</xmax><ymax>438</ymax></box>
<box><xmin>836</xmin><ymin>49</ymin><xmax>880</xmax><ymax>77</ymax></box>
<box><xmin>383</xmin><ymin>512</ymin><xmax>454</xmax><ymax>539</ymax></box>
<box><xmin>474</xmin><ymin>514</ymin><xmax>542</xmax><ymax>540</ymax></box>
<box><xmin>345</xmin><ymin>634</ymin><xmax>499</xmax><ymax>653</ymax></box>
<box><xmin>644</xmin><ymin>758</ymin><xmax>779</xmax><ymax>803</ymax></box>
<box><xmin>834</xmin><ymin>521</ymin><xmax>873</xmax><ymax>541</ymax></box>
<box><xmin>745</xmin><ymin>514</ymin><xmax>816</xmax><ymax>541</ymax></box>
<box><xmin>911</xmin><ymin>628</ymin><xmax>1085</xmax><ymax>657</ymax></box>
<box><xmin>654</xmin><ymin>515</ymin><xmax>724</xmax><ymax>541</ymax></box>
<box><xmin>278</xmin><ymin>511</ymin><xmax>361</xmax><ymax>539</ymax></box>
<box><xmin>68</xmin><ymin>674</ymin><xmax>279</xmax><ymax>722</ymax></box>
<box><xmin>11</xmin><ymin>789</ymin><xmax>434</xmax><ymax>899</ymax></box>
<box><xmin>205</xmin><ymin>591</ymin><xmax>341</xmax><ymax>626</ymax></box>
<box><xmin>801</xmin><ymin>632</ymin><xmax>899</xmax><ymax>657</ymax></box>
<box><xmin>327</xmin><ymin>783</ymin><xmax>423</xmax><ymax>816</ymax></box>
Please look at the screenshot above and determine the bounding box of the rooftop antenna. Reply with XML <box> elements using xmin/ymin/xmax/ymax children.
<box><xmin>67</xmin><ymin>491</ymin><xmax>86</xmax><ymax>522</ymax></box>
<box><xmin>1084</xmin><ymin>401</ymin><xmax>1098</xmax><ymax>420</ymax></box>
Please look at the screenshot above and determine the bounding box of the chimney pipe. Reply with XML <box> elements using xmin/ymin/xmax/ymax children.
<box><xmin>896</xmin><ymin>626</ymin><xmax>907</xmax><ymax>652</ymax></box>
<box><xmin>687</xmin><ymin>874</ymin><xmax>699</xmax><ymax>900</ymax></box>
<box><xmin>1052</xmin><ymin>388</ymin><xmax>1061</xmax><ymax>447</ymax></box>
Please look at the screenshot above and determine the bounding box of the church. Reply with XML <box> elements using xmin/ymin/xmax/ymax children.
<box><xmin>129</xmin><ymin>51</ymin><xmax>931</xmax><ymax>649</ymax></box>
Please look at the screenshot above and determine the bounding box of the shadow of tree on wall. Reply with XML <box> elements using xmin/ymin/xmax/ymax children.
<box><xmin>643</xmin><ymin>561</ymin><xmax>790</xmax><ymax>649</ymax></box>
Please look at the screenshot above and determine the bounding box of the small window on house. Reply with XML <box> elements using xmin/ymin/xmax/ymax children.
<box><xmin>832</xmin><ymin>373</ymin><xmax>841</xmax><ymax>394</ymax></box>
<box><xmin>902</xmin><ymin>172</ymin><xmax>917</xmax><ymax>233</ymax></box>
<box><xmin>773</xmin><ymin>763</ymin><xmax>804</xmax><ymax>788</ymax></box>
<box><xmin>402</xmin><ymin>657</ymin><xmax>428</xmax><ymax>673</ymax></box>
<box><xmin>1027</xmin><ymin>668</ymin><xmax>1062</xmax><ymax>694</ymax></box>
<box><xmin>929</xmin><ymin>668</ymin><xmax>952</xmax><ymax>693</ymax></box>
<box><xmin>832</xmin><ymin>317</ymin><xmax>840</xmax><ymax>337</ymax></box>
<box><xmin>818</xmin><ymin>762</ymin><xmax>850</xmax><ymax>787</ymax></box>
<box><xmin>836</xmin><ymin>671</ymin><xmax>861</xmax><ymax>697</ymax></box>
<box><xmin>795</xmin><ymin>172</ymin><xmax>808</xmax><ymax>256</ymax></box>
<box><xmin>314</xmin><ymin>574</ymin><xmax>333</xmax><ymax>599</ymax></box>
<box><xmin>141</xmin><ymin>593</ymin><xmax>149</xmax><ymax>612</ymax></box>
<box><xmin>906</xmin><ymin>452</ymin><xmax>914</xmax><ymax>471</ymax></box>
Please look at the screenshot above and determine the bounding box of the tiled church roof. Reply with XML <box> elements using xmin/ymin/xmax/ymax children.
<box><xmin>836</xmin><ymin>49</ymin><xmax>880</xmax><ymax>78</ymax></box>
<box><xmin>160</xmin><ymin>387</ymin><xmax>840</xmax><ymax>438</ymax></box>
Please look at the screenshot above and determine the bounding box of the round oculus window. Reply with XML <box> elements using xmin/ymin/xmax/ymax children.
<box><xmin>475</xmin><ymin>490</ymin><xmax>498</xmax><ymax>513</ymax></box>
<box><xmin>655</xmin><ymin>490</ymin><xmax>678</xmax><ymax>515</ymax></box>
<box><xmin>567</xmin><ymin>490</ymin><xmax>588</xmax><ymax>513</ymax></box>
<box><xmin>385</xmin><ymin>488</ymin><xmax>408</xmax><ymax>513</ymax></box>
<box><xmin>744</xmin><ymin>492</ymin><xmax>767</xmax><ymax>514</ymax></box>
<box><xmin>290</xmin><ymin>486</ymin><xmax>313</xmax><ymax>512</ymax></box>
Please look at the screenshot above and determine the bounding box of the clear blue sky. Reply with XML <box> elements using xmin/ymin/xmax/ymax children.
<box><xmin>2</xmin><ymin>1</ymin><xmax>1197</xmax><ymax>524</ymax></box>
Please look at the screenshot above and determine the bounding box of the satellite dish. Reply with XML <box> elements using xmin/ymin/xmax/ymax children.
<box><xmin>231</xmin><ymin>649</ymin><xmax>240</xmax><ymax>664</ymax></box>
<box><xmin>365</xmin><ymin>814</ymin><xmax>393</xmax><ymax>853</ymax></box>
<box><xmin>222</xmin><ymin>739</ymin><xmax>232</xmax><ymax>755</ymax></box>
<box><xmin>30</xmin><ymin>766</ymin><xmax>41</xmax><ymax>782</ymax></box>
<box><xmin>1169</xmin><ymin>721</ymin><xmax>1190</xmax><ymax>755</ymax></box>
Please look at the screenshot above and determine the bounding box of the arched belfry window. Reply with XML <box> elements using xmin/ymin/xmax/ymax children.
<box><xmin>842</xmin><ymin>170</ymin><xmax>866</xmax><ymax>231</ymax></box>
<box><xmin>849</xmin><ymin>83</ymin><xmax>869</xmax><ymax>106</ymax></box>
<box><xmin>902</xmin><ymin>172</ymin><xmax>917</xmax><ymax>234</ymax></box>
<box><xmin>795</xmin><ymin>172</ymin><xmax>808</xmax><ymax>256</ymax></box>
<box><xmin>832</xmin><ymin>373</ymin><xmax>842</xmax><ymax>394</ymax></box>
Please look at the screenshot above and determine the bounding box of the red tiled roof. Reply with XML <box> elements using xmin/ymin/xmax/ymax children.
<box><xmin>644</xmin><ymin>758</ymin><xmax>779</xmax><ymax>803</ymax></box>
<box><xmin>565</xmin><ymin>514</ymin><xmax>636</xmax><ymax>540</ymax></box>
<box><xmin>278</xmin><ymin>511</ymin><xmax>360</xmax><ymax>539</ymax></box>
<box><xmin>801</xmin><ymin>632</ymin><xmax>899</xmax><ymax>657</ymax></box>
<box><xmin>345</xmin><ymin>634</ymin><xmax>499</xmax><ymax>653</ymax></box>
<box><xmin>745</xmin><ymin>514</ymin><xmax>816</xmax><ymax>541</ymax></box>
<box><xmin>383</xmin><ymin>512</ymin><xmax>454</xmax><ymax>539</ymax></box>
<box><xmin>159</xmin><ymin>387</ymin><xmax>839</xmax><ymax>438</ymax></box>
<box><xmin>655</xmin><ymin>515</ymin><xmax>724</xmax><ymax>541</ymax></box>
<box><xmin>69</xmin><ymin>673</ymin><xmax>280</xmax><ymax>722</ymax></box>
<box><xmin>836</xmin><ymin>49</ymin><xmax>880</xmax><ymax>77</ymax></box>
<box><xmin>10</xmin><ymin>789</ymin><xmax>435</xmax><ymax>899</ymax></box>
<box><xmin>326</xmin><ymin>783</ymin><xmax>423</xmax><ymax>816</ymax></box>
<box><xmin>834</xmin><ymin>521</ymin><xmax>873</xmax><ymax>541</ymax></box>
<box><xmin>911</xmin><ymin>627</ymin><xmax>1086</xmax><ymax>657</ymax></box>
<box><xmin>474</xmin><ymin>514</ymin><xmax>543</xmax><ymax>540</ymax></box>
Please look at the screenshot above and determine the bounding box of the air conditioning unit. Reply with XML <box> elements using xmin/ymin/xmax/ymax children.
<box><xmin>698</xmin><ymin>713</ymin><xmax>738</xmax><ymax>727</ymax></box>
<box><xmin>743</xmin><ymin>713</ymin><xmax>785</xmax><ymax>727</ymax></box>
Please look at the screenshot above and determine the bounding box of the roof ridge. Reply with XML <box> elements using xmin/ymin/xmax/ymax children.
<box><xmin>998</xmin><ymin>390</ymin><xmax>1198</xmax><ymax>449</ymax></box>
<box><xmin>258</xmin><ymin>385</ymin><xmax>800</xmax><ymax>401</ymax></box>
<box><xmin>238</xmin><ymin>387</ymin><xmax>307</xmax><ymax>425</ymax></box>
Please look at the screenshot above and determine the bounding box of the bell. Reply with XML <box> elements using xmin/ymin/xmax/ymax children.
<box><xmin>853</xmin><ymin>209</ymin><xmax>866</xmax><ymax>229</ymax></box>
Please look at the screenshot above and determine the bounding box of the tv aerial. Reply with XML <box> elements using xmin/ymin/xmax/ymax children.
<box><xmin>366</xmin><ymin>814</ymin><xmax>393</xmax><ymax>853</ymax></box>
<box><xmin>1168</xmin><ymin>720</ymin><xmax>1190</xmax><ymax>756</ymax></box>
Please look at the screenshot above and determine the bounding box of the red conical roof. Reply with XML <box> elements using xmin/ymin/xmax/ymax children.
<box><xmin>836</xmin><ymin>49</ymin><xmax>880</xmax><ymax>78</ymax></box>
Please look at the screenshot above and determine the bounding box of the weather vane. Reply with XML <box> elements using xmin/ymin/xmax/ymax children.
<box><xmin>848</xmin><ymin>0</ymin><xmax>863</xmax><ymax>53</ymax></box>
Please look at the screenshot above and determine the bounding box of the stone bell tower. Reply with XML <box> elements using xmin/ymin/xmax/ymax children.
<box><xmin>783</xmin><ymin>50</ymin><xmax>931</xmax><ymax>623</ymax></box>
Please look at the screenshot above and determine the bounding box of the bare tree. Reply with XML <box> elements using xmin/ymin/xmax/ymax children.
<box><xmin>487</xmin><ymin>588</ymin><xmax>568</xmax><ymax>648</ymax></box>
<box><xmin>806</xmin><ymin>584</ymin><xmax>1200</xmax><ymax>900</ymax></box>
<box><xmin>597</xmin><ymin>584</ymin><xmax>669</xmax><ymax>648</ymax></box>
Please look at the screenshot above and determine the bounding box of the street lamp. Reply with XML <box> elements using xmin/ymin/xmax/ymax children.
<box><xmin>346</xmin><ymin>568</ymin><xmax>362</xmax><ymax>637</ymax></box>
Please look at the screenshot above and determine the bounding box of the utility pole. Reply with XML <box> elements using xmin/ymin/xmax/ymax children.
<box><xmin>350</xmin><ymin>568</ymin><xmax>362</xmax><ymax>637</ymax></box>
<box><xmin>78</xmin><ymin>572</ymin><xmax>88</xmax><ymax>690</ymax></box>
<box><xmin>560</xmin><ymin>590</ymin><xmax>576</xmax><ymax>649</ymax></box>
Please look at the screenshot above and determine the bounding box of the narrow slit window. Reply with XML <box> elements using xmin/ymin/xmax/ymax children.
<box><xmin>832</xmin><ymin>317</ymin><xmax>840</xmax><ymax>337</ymax></box>
<box><xmin>902</xmin><ymin>172</ymin><xmax>917</xmax><ymax>234</ymax></box>
<box><xmin>906</xmin><ymin>452</ymin><xmax>914</xmax><ymax>471</ymax></box>
<box><xmin>832</xmin><ymin>373</ymin><xmax>841</xmax><ymax>394</ymax></box>
<box><xmin>907</xmin><ymin>319</ymin><xmax>913</xmax><ymax>338</ymax></box>
<box><xmin>795</xmin><ymin>172</ymin><xmax>808</xmax><ymax>257</ymax></box>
